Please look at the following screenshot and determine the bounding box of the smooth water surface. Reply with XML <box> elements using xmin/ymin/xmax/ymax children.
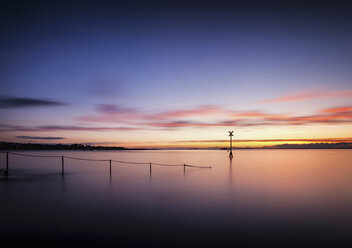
<box><xmin>1</xmin><ymin>150</ymin><xmax>352</xmax><ymax>247</ymax></box>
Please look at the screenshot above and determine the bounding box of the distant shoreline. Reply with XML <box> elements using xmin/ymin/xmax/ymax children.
<box><xmin>1</xmin><ymin>141</ymin><xmax>351</xmax><ymax>150</ymax></box>
<box><xmin>0</xmin><ymin>142</ymin><xmax>157</xmax><ymax>151</ymax></box>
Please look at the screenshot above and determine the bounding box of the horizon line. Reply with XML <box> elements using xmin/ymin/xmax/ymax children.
<box><xmin>1</xmin><ymin>140</ymin><xmax>352</xmax><ymax>150</ymax></box>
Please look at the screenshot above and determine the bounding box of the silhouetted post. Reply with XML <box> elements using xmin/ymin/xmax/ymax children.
<box><xmin>149</xmin><ymin>162</ymin><xmax>152</xmax><ymax>180</ymax></box>
<box><xmin>228</xmin><ymin>131</ymin><xmax>234</xmax><ymax>159</ymax></box>
<box><xmin>184</xmin><ymin>164</ymin><xmax>186</xmax><ymax>175</ymax></box>
<box><xmin>4</xmin><ymin>152</ymin><xmax>9</xmax><ymax>177</ymax></box>
<box><xmin>109</xmin><ymin>160</ymin><xmax>112</xmax><ymax>176</ymax></box>
<box><xmin>61</xmin><ymin>156</ymin><xmax>64</xmax><ymax>175</ymax></box>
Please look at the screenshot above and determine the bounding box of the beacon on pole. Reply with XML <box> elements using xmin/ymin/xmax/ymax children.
<box><xmin>228</xmin><ymin>131</ymin><xmax>234</xmax><ymax>159</ymax></box>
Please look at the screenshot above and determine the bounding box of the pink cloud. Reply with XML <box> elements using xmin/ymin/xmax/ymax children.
<box><xmin>28</xmin><ymin>104</ymin><xmax>347</xmax><ymax>133</ymax></box>
<box><xmin>260</xmin><ymin>89</ymin><xmax>352</xmax><ymax>104</ymax></box>
<box><xmin>226</xmin><ymin>106</ymin><xmax>352</xmax><ymax>127</ymax></box>
<box><xmin>231</xmin><ymin>111</ymin><xmax>290</xmax><ymax>120</ymax></box>
<box><xmin>2</xmin><ymin>104</ymin><xmax>352</xmax><ymax>134</ymax></box>
<box><xmin>78</xmin><ymin>105</ymin><xmax>225</xmax><ymax>124</ymax></box>
<box><xmin>319</xmin><ymin>106</ymin><xmax>352</xmax><ymax>113</ymax></box>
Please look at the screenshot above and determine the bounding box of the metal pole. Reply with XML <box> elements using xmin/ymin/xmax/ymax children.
<box><xmin>61</xmin><ymin>156</ymin><xmax>64</xmax><ymax>175</ymax></box>
<box><xmin>109</xmin><ymin>160</ymin><xmax>112</xmax><ymax>176</ymax></box>
<box><xmin>4</xmin><ymin>152</ymin><xmax>9</xmax><ymax>177</ymax></box>
<box><xmin>229</xmin><ymin>131</ymin><xmax>234</xmax><ymax>159</ymax></box>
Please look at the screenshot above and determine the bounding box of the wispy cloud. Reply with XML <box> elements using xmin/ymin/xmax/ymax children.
<box><xmin>96</xmin><ymin>104</ymin><xmax>138</xmax><ymax>115</ymax></box>
<box><xmin>145</xmin><ymin>120</ymin><xmax>235</xmax><ymax>129</ymax></box>
<box><xmin>238</xmin><ymin>106</ymin><xmax>352</xmax><ymax>126</ymax></box>
<box><xmin>223</xmin><ymin>106</ymin><xmax>352</xmax><ymax>127</ymax></box>
<box><xmin>0</xmin><ymin>124</ymin><xmax>138</xmax><ymax>132</ymax></box>
<box><xmin>78</xmin><ymin>103</ymin><xmax>352</xmax><ymax>130</ymax></box>
<box><xmin>0</xmin><ymin>96</ymin><xmax>66</xmax><ymax>108</ymax></box>
<box><xmin>78</xmin><ymin>104</ymin><xmax>141</xmax><ymax>122</ymax></box>
<box><xmin>319</xmin><ymin>106</ymin><xmax>352</xmax><ymax>113</ymax></box>
<box><xmin>147</xmin><ymin>105</ymin><xmax>223</xmax><ymax>120</ymax></box>
<box><xmin>17</xmin><ymin>136</ymin><xmax>65</xmax><ymax>140</ymax></box>
<box><xmin>231</xmin><ymin>110</ymin><xmax>290</xmax><ymax>120</ymax></box>
<box><xmin>37</xmin><ymin>125</ymin><xmax>138</xmax><ymax>132</ymax></box>
<box><xmin>260</xmin><ymin>89</ymin><xmax>352</xmax><ymax>104</ymax></box>
<box><xmin>3</xmin><ymin>104</ymin><xmax>351</xmax><ymax>134</ymax></box>
<box><xmin>78</xmin><ymin>105</ymin><xmax>225</xmax><ymax>124</ymax></box>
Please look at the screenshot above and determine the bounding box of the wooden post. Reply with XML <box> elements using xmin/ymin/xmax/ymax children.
<box><xmin>4</xmin><ymin>152</ymin><xmax>9</xmax><ymax>177</ymax></box>
<box><xmin>184</xmin><ymin>164</ymin><xmax>186</xmax><ymax>175</ymax></box>
<box><xmin>61</xmin><ymin>156</ymin><xmax>64</xmax><ymax>175</ymax></box>
<box><xmin>149</xmin><ymin>163</ymin><xmax>152</xmax><ymax>179</ymax></box>
<box><xmin>109</xmin><ymin>160</ymin><xmax>112</xmax><ymax>176</ymax></box>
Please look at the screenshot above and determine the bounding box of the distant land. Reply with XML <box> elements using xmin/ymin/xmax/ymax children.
<box><xmin>222</xmin><ymin>142</ymin><xmax>352</xmax><ymax>149</ymax></box>
<box><xmin>0</xmin><ymin>142</ymin><xmax>151</xmax><ymax>151</ymax></box>
<box><xmin>261</xmin><ymin>142</ymin><xmax>352</xmax><ymax>149</ymax></box>
<box><xmin>0</xmin><ymin>142</ymin><xmax>351</xmax><ymax>150</ymax></box>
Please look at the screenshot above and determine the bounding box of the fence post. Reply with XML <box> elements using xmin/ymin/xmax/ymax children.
<box><xmin>109</xmin><ymin>160</ymin><xmax>112</xmax><ymax>176</ymax></box>
<box><xmin>149</xmin><ymin>162</ymin><xmax>152</xmax><ymax>178</ymax></box>
<box><xmin>4</xmin><ymin>152</ymin><xmax>9</xmax><ymax>177</ymax></box>
<box><xmin>61</xmin><ymin>156</ymin><xmax>64</xmax><ymax>175</ymax></box>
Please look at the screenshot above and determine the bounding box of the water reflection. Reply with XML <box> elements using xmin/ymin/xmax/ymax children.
<box><xmin>1</xmin><ymin>150</ymin><xmax>352</xmax><ymax>246</ymax></box>
<box><xmin>229</xmin><ymin>156</ymin><xmax>233</xmax><ymax>185</ymax></box>
<box><xmin>109</xmin><ymin>171</ymin><xmax>113</xmax><ymax>187</ymax></box>
<box><xmin>61</xmin><ymin>173</ymin><xmax>66</xmax><ymax>193</ymax></box>
<box><xmin>149</xmin><ymin>163</ymin><xmax>152</xmax><ymax>182</ymax></box>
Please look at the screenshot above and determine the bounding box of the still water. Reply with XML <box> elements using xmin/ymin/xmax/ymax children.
<box><xmin>1</xmin><ymin>149</ymin><xmax>352</xmax><ymax>247</ymax></box>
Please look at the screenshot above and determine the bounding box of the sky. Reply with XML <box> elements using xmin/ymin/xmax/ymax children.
<box><xmin>0</xmin><ymin>0</ymin><xmax>351</xmax><ymax>148</ymax></box>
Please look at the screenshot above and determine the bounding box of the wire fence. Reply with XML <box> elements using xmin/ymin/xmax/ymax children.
<box><xmin>0</xmin><ymin>151</ymin><xmax>211</xmax><ymax>177</ymax></box>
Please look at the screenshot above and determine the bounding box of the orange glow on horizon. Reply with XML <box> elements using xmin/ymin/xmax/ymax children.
<box><xmin>90</xmin><ymin>137</ymin><xmax>352</xmax><ymax>149</ymax></box>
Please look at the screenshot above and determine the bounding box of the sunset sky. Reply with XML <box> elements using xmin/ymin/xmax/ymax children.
<box><xmin>0</xmin><ymin>0</ymin><xmax>351</xmax><ymax>148</ymax></box>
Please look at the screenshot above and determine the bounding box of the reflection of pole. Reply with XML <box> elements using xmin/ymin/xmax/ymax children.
<box><xmin>229</xmin><ymin>158</ymin><xmax>233</xmax><ymax>185</ymax></box>
<box><xmin>61</xmin><ymin>156</ymin><xmax>64</xmax><ymax>175</ymax></box>
<box><xmin>149</xmin><ymin>163</ymin><xmax>152</xmax><ymax>180</ymax></box>
<box><xmin>4</xmin><ymin>152</ymin><xmax>9</xmax><ymax>177</ymax></box>
<box><xmin>109</xmin><ymin>160</ymin><xmax>112</xmax><ymax>176</ymax></box>
<box><xmin>230</xmin><ymin>135</ymin><xmax>232</xmax><ymax>153</ymax></box>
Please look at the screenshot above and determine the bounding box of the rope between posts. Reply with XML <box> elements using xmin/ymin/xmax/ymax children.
<box><xmin>152</xmin><ymin>162</ymin><xmax>184</xmax><ymax>167</ymax></box>
<box><xmin>64</xmin><ymin>156</ymin><xmax>109</xmax><ymax>162</ymax></box>
<box><xmin>3</xmin><ymin>152</ymin><xmax>211</xmax><ymax>169</ymax></box>
<box><xmin>111</xmin><ymin>160</ymin><xmax>149</xmax><ymax>165</ymax></box>
<box><xmin>185</xmin><ymin>164</ymin><xmax>212</xmax><ymax>169</ymax></box>
<box><xmin>8</xmin><ymin>152</ymin><xmax>62</xmax><ymax>158</ymax></box>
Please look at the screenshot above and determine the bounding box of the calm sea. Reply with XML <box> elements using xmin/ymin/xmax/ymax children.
<box><xmin>1</xmin><ymin>149</ymin><xmax>352</xmax><ymax>247</ymax></box>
